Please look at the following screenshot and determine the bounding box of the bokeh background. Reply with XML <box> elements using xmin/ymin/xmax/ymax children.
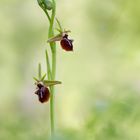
<box><xmin>1</xmin><ymin>0</ymin><xmax>140</xmax><ymax>139</ymax></box>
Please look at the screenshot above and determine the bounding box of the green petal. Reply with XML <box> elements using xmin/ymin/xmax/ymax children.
<box><xmin>47</xmin><ymin>34</ymin><xmax>62</xmax><ymax>43</ymax></box>
<box><xmin>43</xmin><ymin>80</ymin><xmax>62</xmax><ymax>86</ymax></box>
<box><xmin>41</xmin><ymin>73</ymin><xmax>47</xmax><ymax>81</ymax></box>
<box><xmin>33</xmin><ymin>77</ymin><xmax>39</xmax><ymax>82</ymax></box>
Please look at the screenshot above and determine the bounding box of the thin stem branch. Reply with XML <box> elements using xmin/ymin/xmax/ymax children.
<box><xmin>43</xmin><ymin>9</ymin><xmax>51</xmax><ymax>22</ymax></box>
<box><xmin>45</xmin><ymin>49</ymin><xmax>52</xmax><ymax>80</ymax></box>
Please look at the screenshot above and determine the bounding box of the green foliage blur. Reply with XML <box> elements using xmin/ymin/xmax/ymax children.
<box><xmin>1</xmin><ymin>0</ymin><xmax>140</xmax><ymax>139</ymax></box>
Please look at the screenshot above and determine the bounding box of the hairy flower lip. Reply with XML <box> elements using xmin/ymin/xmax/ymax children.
<box><xmin>35</xmin><ymin>84</ymin><xmax>50</xmax><ymax>103</ymax></box>
<box><xmin>60</xmin><ymin>38</ymin><xmax>73</xmax><ymax>51</ymax></box>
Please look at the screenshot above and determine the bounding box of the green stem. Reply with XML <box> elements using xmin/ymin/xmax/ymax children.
<box><xmin>50</xmin><ymin>47</ymin><xmax>56</xmax><ymax>139</ymax></box>
<box><xmin>48</xmin><ymin>0</ymin><xmax>56</xmax><ymax>139</ymax></box>
<box><xmin>45</xmin><ymin>45</ymin><xmax>56</xmax><ymax>140</ymax></box>
<box><xmin>37</xmin><ymin>0</ymin><xmax>57</xmax><ymax>139</ymax></box>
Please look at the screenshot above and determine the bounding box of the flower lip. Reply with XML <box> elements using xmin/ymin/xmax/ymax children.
<box><xmin>60</xmin><ymin>34</ymin><xmax>73</xmax><ymax>51</ymax></box>
<box><xmin>35</xmin><ymin>83</ymin><xmax>50</xmax><ymax>103</ymax></box>
<box><xmin>38</xmin><ymin>86</ymin><xmax>50</xmax><ymax>103</ymax></box>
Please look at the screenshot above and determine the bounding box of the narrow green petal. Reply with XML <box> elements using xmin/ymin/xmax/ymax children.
<box><xmin>33</xmin><ymin>77</ymin><xmax>39</xmax><ymax>82</ymax></box>
<box><xmin>41</xmin><ymin>73</ymin><xmax>47</xmax><ymax>81</ymax></box>
<box><xmin>44</xmin><ymin>80</ymin><xmax>62</xmax><ymax>86</ymax></box>
<box><xmin>47</xmin><ymin>34</ymin><xmax>62</xmax><ymax>43</ymax></box>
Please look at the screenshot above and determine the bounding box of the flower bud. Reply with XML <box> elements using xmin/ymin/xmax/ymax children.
<box><xmin>37</xmin><ymin>0</ymin><xmax>43</xmax><ymax>6</ymax></box>
<box><xmin>44</xmin><ymin>0</ymin><xmax>53</xmax><ymax>10</ymax></box>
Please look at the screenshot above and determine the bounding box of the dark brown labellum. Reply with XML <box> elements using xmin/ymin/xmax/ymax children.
<box><xmin>60</xmin><ymin>34</ymin><xmax>73</xmax><ymax>51</ymax></box>
<box><xmin>35</xmin><ymin>83</ymin><xmax>50</xmax><ymax>103</ymax></box>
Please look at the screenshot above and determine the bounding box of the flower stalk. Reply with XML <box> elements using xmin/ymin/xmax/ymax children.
<box><xmin>37</xmin><ymin>0</ymin><xmax>57</xmax><ymax>139</ymax></box>
<box><xmin>35</xmin><ymin>0</ymin><xmax>73</xmax><ymax>139</ymax></box>
<box><xmin>47</xmin><ymin>0</ymin><xmax>56</xmax><ymax>138</ymax></box>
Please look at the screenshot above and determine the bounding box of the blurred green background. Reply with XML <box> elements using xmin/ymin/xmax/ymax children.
<box><xmin>1</xmin><ymin>0</ymin><xmax>140</xmax><ymax>139</ymax></box>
